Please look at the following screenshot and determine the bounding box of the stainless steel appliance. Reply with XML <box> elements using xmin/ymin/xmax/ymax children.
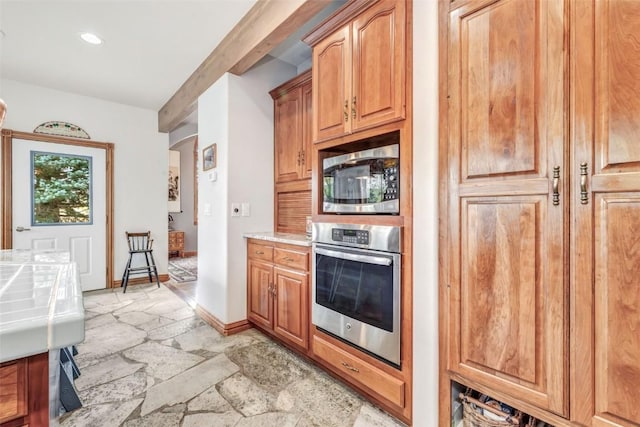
<box><xmin>312</xmin><ymin>222</ymin><xmax>401</xmax><ymax>366</ymax></box>
<box><xmin>322</xmin><ymin>144</ymin><xmax>399</xmax><ymax>214</ymax></box>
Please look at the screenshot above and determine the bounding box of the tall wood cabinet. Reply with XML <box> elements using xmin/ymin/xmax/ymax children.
<box><xmin>306</xmin><ymin>0</ymin><xmax>406</xmax><ymax>143</ymax></box>
<box><xmin>440</xmin><ymin>0</ymin><xmax>640</xmax><ymax>425</ymax></box>
<box><xmin>270</xmin><ymin>71</ymin><xmax>312</xmax><ymax>235</ymax></box>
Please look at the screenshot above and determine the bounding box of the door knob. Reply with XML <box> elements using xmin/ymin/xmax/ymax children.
<box><xmin>16</xmin><ymin>226</ymin><xmax>31</xmax><ymax>232</ymax></box>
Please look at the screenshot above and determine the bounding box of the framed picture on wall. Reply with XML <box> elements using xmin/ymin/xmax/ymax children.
<box><xmin>168</xmin><ymin>150</ymin><xmax>181</xmax><ymax>213</ymax></box>
<box><xmin>203</xmin><ymin>143</ymin><xmax>216</xmax><ymax>171</ymax></box>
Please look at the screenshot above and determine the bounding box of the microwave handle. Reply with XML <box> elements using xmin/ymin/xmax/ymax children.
<box><xmin>315</xmin><ymin>247</ymin><xmax>392</xmax><ymax>266</ymax></box>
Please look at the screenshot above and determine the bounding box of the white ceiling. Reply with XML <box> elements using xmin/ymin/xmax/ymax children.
<box><xmin>0</xmin><ymin>1</ymin><xmax>344</xmax><ymax>129</ymax></box>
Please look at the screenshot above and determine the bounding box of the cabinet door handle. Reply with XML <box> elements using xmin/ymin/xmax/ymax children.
<box><xmin>300</xmin><ymin>150</ymin><xmax>305</xmax><ymax>165</ymax></box>
<box><xmin>344</xmin><ymin>100</ymin><xmax>349</xmax><ymax>122</ymax></box>
<box><xmin>283</xmin><ymin>257</ymin><xmax>295</xmax><ymax>262</ymax></box>
<box><xmin>255</xmin><ymin>250</ymin><xmax>264</xmax><ymax>255</ymax></box>
<box><xmin>271</xmin><ymin>284</ymin><xmax>277</xmax><ymax>296</ymax></box>
<box><xmin>341</xmin><ymin>361</ymin><xmax>359</xmax><ymax>373</ymax></box>
<box><xmin>297</xmin><ymin>151</ymin><xmax>301</xmax><ymax>166</ymax></box>
<box><xmin>580</xmin><ymin>162</ymin><xmax>589</xmax><ymax>205</ymax></box>
<box><xmin>351</xmin><ymin>96</ymin><xmax>357</xmax><ymax>119</ymax></box>
<box><xmin>552</xmin><ymin>166</ymin><xmax>560</xmax><ymax>206</ymax></box>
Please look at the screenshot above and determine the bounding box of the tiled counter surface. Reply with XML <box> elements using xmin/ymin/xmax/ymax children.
<box><xmin>0</xmin><ymin>249</ymin><xmax>85</xmax><ymax>363</ymax></box>
<box><xmin>243</xmin><ymin>232</ymin><xmax>311</xmax><ymax>247</ymax></box>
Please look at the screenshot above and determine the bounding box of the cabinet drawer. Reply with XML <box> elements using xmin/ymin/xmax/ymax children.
<box><xmin>274</xmin><ymin>247</ymin><xmax>308</xmax><ymax>271</ymax></box>
<box><xmin>0</xmin><ymin>361</ymin><xmax>27</xmax><ymax>423</ymax></box>
<box><xmin>248</xmin><ymin>242</ymin><xmax>273</xmax><ymax>262</ymax></box>
<box><xmin>312</xmin><ymin>335</ymin><xmax>404</xmax><ymax>408</ymax></box>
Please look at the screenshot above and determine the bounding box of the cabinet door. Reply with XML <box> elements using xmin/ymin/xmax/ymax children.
<box><xmin>447</xmin><ymin>0</ymin><xmax>566</xmax><ymax>415</ymax></box>
<box><xmin>301</xmin><ymin>81</ymin><xmax>313</xmax><ymax>179</ymax></box>
<box><xmin>351</xmin><ymin>0</ymin><xmax>405</xmax><ymax>131</ymax></box>
<box><xmin>274</xmin><ymin>87</ymin><xmax>303</xmax><ymax>183</ymax></box>
<box><xmin>247</xmin><ymin>259</ymin><xmax>273</xmax><ymax>329</ymax></box>
<box><xmin>572</xmin><ymin>1</ymin><xmax>640</xmax><ymax>425</ymax></box>
<box><xmin>312</xmin><ymin>25</ymin><xmax>351</xmax><ymax>142</ymax></box>
<box><xmin>273</xmin><ymin>267</ymin><xmax>308</xmax><ymax>350</ymax></box>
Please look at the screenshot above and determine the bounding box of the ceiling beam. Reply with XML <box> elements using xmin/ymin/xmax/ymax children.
<box><xmin>158</xmin><ymin>0</ymin><xmax>332</xmax><ymax>133</ymax></box>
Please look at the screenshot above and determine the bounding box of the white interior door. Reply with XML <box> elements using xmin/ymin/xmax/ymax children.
<box><xmin>12</xmin><ymin>138</ymin><xmax>107</xmax><ymax>291</ymax></box>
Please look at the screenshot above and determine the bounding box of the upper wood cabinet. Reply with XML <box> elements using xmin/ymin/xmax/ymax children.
<box><xmin>305</xmin><ymin>0</ymin><xmax>406</xmax><ymax>143</ymax></box>
<box><xmin>441</xmin><ymin>0</ymin><xmax>640</xmax><ymax>425</ymax></box>
<box><xmin>270</xmin><ymin>71</ymin><xmax>312</xmax><ymax>183</ymax></box>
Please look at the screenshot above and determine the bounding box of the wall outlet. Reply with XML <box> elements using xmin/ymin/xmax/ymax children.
<box><xmin>241</xmin><ymin>203</ymin><xmax>250</xmax><ymax>217</ymax></box>
<box><xmin>231</xmin><ymin>203</ymin><xmax>240</xmax><ymax>217</ymax></box>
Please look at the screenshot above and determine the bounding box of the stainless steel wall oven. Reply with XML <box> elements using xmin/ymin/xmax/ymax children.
<box><xmin>312</xmin><ymin>222</ymin><xmax>401</xmax><ymax>366</ymax></box>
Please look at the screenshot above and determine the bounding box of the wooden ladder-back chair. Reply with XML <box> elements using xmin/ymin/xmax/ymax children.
<box><xmin>121</xmin><ymin>231</ymin><xmax>160</xmax><ymax>293</ymax></box>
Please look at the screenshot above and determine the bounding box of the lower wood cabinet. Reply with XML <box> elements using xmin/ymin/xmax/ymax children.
<box><xmin>246</xmin><ymin>239</ymin><xmax>309</xmax><ymax>351</ymax></box>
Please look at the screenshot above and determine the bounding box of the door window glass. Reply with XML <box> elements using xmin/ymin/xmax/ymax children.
<box><xmin>31</xmin><ymin>151</ymin><xmax>92</xmax><ymax>225</ymax></box>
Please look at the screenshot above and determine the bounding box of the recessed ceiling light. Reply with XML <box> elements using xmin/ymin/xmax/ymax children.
<box><xmin>79</xmin><ymin>32</ymin><xmax>103</xmax><ymax>45</ymax></box>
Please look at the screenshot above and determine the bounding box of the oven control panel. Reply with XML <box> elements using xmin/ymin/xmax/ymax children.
<box><xmin>331</xmin><ymin>228</ymin><xmax>369</xmax><ymax>245</ymax></box>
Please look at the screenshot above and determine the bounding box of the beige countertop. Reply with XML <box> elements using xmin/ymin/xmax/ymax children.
<box><xmin>243</xmin><ymin>232</ymin><xmax>312</xmax><ymax>247</ymax></box>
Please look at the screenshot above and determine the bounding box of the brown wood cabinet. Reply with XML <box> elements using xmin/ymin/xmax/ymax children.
<box><xmin>270</xmin><ymin>72</ymin><xmax>313</xmax><ymax>235</ymax></box>
<box><xmin>0</xmin><ymin>353</ymin><xmax>48</xmax><ymax>427</ymax></box>
<box><xmin>440</xmin><ymin>0</ymin><xmax>640</xmax><ymax>425</ymax></box>
<box><xmin>168</xmin><ymin>230</ymin><xmax>184</xmax><ymax>258</ymax></box>
<box><xmin>270</xmin><ymin>71</ymin><xmax>312</xmax><ymax>183</ymax></box>
<box><xmin>305</xmin><ymin>0</ymin><xmax>406</xmax><ymax>143</ymax></box>
<box><xmin>246</xmin><ymin>239</ymin><xmax>309</xmax><ymax>351</ymax></box>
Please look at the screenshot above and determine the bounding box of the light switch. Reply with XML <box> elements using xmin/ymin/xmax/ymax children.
<box><xmin>208</xmin><ymin>171</ymin><xmax>217</xmax><ymax>181</ymax></box>
<box><xmin>231</xmin><ymin>203</ymin><xmax>240</xmax><ymax>217</ymax></box>
<box><xmin>204</xmin><ymin>203</ymin><xmax>211</xmax><ymax>216</ymax></box>
<box><xmin>241</xmin><ymin>203</ymin><xmax>250</xmax><ymax>217</ymax></box>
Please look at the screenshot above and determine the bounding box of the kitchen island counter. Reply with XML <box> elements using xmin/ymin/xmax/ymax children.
<box><xmin>0</xmin><ymin>250</ymin><xmax>84</xmax><ymax>363</ymax></box>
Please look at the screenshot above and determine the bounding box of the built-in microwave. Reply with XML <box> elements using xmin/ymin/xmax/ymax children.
<box><xmin>322</xmin><ymin>144</ymin><xmax>399</xmax><ymax>214</ymax></box>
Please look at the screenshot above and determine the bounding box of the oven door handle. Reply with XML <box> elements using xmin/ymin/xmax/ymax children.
<box><xmin>315</xmin><ymin>247</ymin><xmax>392</xmax><ymax>266</ymax></box>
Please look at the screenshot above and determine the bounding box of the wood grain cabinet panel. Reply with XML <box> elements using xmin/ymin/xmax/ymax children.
<box><xmin>273</xmin><ymin>267</ymin><xmax>308</xmax><ymax>350</ymax></box>
<box><xmin>247</xmin><ymin>259</ymin><xmax>273</xmax><ymax>330</ymax></box>
<box><xmin>572</xmin><ymin>2</ymin><xmax>640</xmax><ymax>424</ymax></box>
<box><xmin>309</xmin><ymin>0</ymin><xmax>405</xmax><ymax>143</ymax></box>
<box><xmin>0</xmin><ymin>361</ymin><xmax>27</xmax><ymax>424</ymax></box>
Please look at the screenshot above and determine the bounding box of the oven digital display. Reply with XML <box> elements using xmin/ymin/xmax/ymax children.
<box><xmin>331</xmin><ymin>228</ymin><xmax>369</xmax><ymax>245</ymax></box>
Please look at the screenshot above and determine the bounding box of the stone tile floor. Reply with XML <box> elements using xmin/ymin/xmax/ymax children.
<box><xmin>59</xmin><ymin>283</ymin><xmax>407</xmax><ymax>427</ymax></box>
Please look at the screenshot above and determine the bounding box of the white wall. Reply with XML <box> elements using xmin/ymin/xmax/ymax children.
<box><xmin>197</xmin><ymin>75</ymin><xmax>230</xmax><ymax>319</ymax></box>
<box><xmin>197</xmin><ymin>58</ymin><xmax>296</xmax><ymax>323</ymax></box>
<box><xmin>412</xmin><ymin>1</ymin><xmax>440</xmax><ymax>426</ymax></box>
<box><xmin>0</xmin><ymin>78</ymin><xmax>170</xmax><ymax>281</ymax></box>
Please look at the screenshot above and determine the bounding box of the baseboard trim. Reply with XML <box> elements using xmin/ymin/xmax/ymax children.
<box><xmin>111</xmin><ymin>274</ymin><xmax>170</xmax><ymax>288</ymax></box>
<box><xmin>182</xmin><ymin>251</ymin><xmax>197</xmax><ymax>258</ymax></box>
<box><xmin>195</xmin><ymin>305</ymin><xmax>251</xmax><ymax>336</ymax></box>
